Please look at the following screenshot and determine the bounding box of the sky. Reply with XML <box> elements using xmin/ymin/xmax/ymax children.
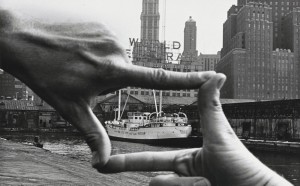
<box><xmin>2</xmin><ymin>0</ymin><xmax>237</xmax><ymax>54</ymax></box>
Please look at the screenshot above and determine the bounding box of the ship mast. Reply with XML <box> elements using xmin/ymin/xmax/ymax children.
<box><xmin>159</xmin><ymin>0</ymin><xmax>166</xmax><ymax>116</ymax></box>
<box><xmin>118</xmin><ymin>90</ymin><xmax>121</xmax><ymax>120</ymax></box>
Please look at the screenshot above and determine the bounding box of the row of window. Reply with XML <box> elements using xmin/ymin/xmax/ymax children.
<box><xmin>270</xmin><ymin>1</ymin><xmax>295</xmax><ymax>6</ymax></box>
<box><xmin>236</xmin><ymin>91</ymin><xmax>298</xmax><ymax>100</ymax></box>
<box><xmin>127</xmin><ymin>90</ymin><xmax>198</xmax><ymax>98</ymax></box>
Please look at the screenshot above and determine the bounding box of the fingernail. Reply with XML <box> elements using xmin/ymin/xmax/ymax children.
<box><xmin>217</xmin><ymin>75</ymin><xmax>225</xmax><ymax>89</ymax></box>
<box><xmin>204</xmin><ymin>71</ymin><xmax>216</xmax><ymax>80</ymax></box>
<box><xmin>193</xmin><ymin>178</ymin><xmax>210</xmax><ymax>186</ymax></box>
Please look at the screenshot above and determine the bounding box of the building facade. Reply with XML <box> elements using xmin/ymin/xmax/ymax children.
<box><xmin>0</xmin><ymin>100</ymin><xmax>69</xmax><ymax>129</ymax></box>
<box><xmin>132</xmin><ymin>41</ymin><xmax>165</xmax><ymax>63</ymax></box>
<box><xmin>181</xmin><ymin>16</ymin><xmax>198</xmax><ymax>64</ymax></box>
<box><xmin>140</xmin><ymin>0</ymin><xmax>160</xmax><ymax>41</ymax></box>
<box><xmin>216</xmin><ymin>1</ymin><xmax>300</xmax><ymax>100</ymax></box>
<box><xmin>0</xmin><ymin>71</ymin><xmax>27</xmax><ymax>100</ymax></box>
<box><xmin>238</xmin><ymin>0</ymin><xmax>300</xmax><ymax>50</ymax></box>
<box><xmin>132</xmin><ymin>0</ymin><xmax>165</xmax><ymax>63</ymax></box>
<box><xmin>196</xmin><ymin>52</ymin><xmax>221</xmax><ymax>71</ymax></box>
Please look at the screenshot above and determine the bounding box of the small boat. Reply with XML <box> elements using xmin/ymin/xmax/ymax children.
<box><xmin>33</xmin><ymin>136</ymin><xmax>43</xmax><ymax>148</ymax></box>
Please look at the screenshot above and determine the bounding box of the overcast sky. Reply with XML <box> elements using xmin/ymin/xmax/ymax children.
<box><xmin>2</xmin><ymin>0</ymin><xmax>237</xmax><ymax>54</ymax></box>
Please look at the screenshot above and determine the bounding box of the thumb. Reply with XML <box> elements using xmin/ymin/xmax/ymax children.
<box><xmin>150</xmin><ymin>174</ymin><xmax>211</xmax><ymax>186</ymax></box>
<box><xmin>197</xmin><ymin>73</ymin><xmax>239</xmax><ymax>143</ymax></box>
<box><xmin>198</xmin><ymin>73</ymin><xmax>226</xmax><ymax>114</ymax></box>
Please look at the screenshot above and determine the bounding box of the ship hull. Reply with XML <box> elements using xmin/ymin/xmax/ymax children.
<box><xmin>109</xmin><ymin>135</ymin><xmax>202</xmax><ymax>147</ymax></box>
<box><xmin>106</xmin><ymin>125</ymin><xmax>202</xmax><ymax>147</ymax></box>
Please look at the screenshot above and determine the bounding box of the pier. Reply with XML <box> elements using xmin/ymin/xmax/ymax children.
<box><xmin>242</xmin><ymin>139</ymin><xmax>300</xmax><ymax>154</ymax></box>
<box><xmin>0</xmin><ymin>138</ymin><xmax>151</xmax><ymax>185</ymax></box>
<box><xmin>183</xmin><ymin>99</ymin><xmax>300</xmax><ymax>142</ymax></box>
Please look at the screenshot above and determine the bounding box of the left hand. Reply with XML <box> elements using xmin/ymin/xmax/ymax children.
<box><xmin>0</xmin><ymin>2</ymin><xmax>215</xmax><ymax>171</ymax></box>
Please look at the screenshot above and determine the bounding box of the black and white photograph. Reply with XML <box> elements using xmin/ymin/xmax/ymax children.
<box><xmin>0</xmin><ymin>0</ymin><xmax>299</xmax><ymax>185</ymax></box>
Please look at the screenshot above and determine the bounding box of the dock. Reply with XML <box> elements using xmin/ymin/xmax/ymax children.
<box><xmin>241</xmin><ymin>139</ymin><xmax>300</xmax><ymax>154</ymax></box>
<box><xmin>0</xmin><ymin>138</ymin><xmax>152</xmax><ymax>185</ymax></box>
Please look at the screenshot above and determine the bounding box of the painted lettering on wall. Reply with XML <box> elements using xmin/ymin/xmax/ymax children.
<box><xmin>129</xmin><ymin>38</ymin><xmax>183</xmax><ymax>62</ymax></box>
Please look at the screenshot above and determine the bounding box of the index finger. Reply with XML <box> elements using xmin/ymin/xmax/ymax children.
<box><xmin>96</xmin><ymin>148</ymin><xmax>198</xmax><ymax>173</ymax></box>
<box><xmin>123</xmin><ymin>65</ymin><xmax>216</xmax><ymax>90</ymax></box>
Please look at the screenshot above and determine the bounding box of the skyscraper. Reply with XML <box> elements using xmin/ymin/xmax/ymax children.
<box><xmin>216</xmin><ymin>0</ymin><xmax>300</xmax><ymax>100</ymax></box>
<box><xmin>238</xmin><ymin>0</ymin><xmax>300</xmax><ymax>50</ymax></box>
<box><xmin>181</xmin><ymin>16</ymin><xmax>198</xmax><ymax>64</ymax></box>
<box><xmin>140</xmin><ymin>0</ymin><xmax>160</xmax><ymax>41</ymax></box>
<box><xmin>132</xmin><ymin>0</ymin><xmax>165</xmax><ymax>63</ymax></box>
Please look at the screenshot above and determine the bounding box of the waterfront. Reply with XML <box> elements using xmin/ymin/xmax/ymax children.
<box><xmin>1</xmin><ymin>133</ymin><xmax>299</xmax><ymax>185</ymax></box>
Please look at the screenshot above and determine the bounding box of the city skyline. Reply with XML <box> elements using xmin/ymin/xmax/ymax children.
<box><xmin>1</xmin><ymin>0</ymin><xmax>236</xmax><ymax>54</ymax></box>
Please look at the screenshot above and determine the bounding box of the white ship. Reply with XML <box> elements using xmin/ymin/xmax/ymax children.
<box><xmin>104</xmin><ymin>91</ymin><xmax>194</xmax><ymax>145</ymax></box>
<box><xmin>105</xmin><ymin>111</ymin><xmax>192</xmax><ymax>142</ymax></box>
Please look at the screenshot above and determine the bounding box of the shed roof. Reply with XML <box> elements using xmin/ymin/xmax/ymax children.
<box><xmin>98</xmin><ymin>93</ymin><xmax>145</xmax><ymax>105</ymax></box>
<box><xmin>96</xmin><ymin>92</ymin><xmax>197</xmax><ymax>106</ymax></box>
<box><xmin>190</xmin><ymin>99</ymin><xmax>256</xmax><ymax>106</ymax></box>
<box><xmin>0</xmin><ymin>100</ymin><xmax>55</xmax><ymax>111</ymax></box>
<box><xmin>132</xmin><ymin>95</ymin><xmax>196</xmax><ymax>106</ymax></box>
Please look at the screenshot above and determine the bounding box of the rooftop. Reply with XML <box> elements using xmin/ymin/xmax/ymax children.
<box><xmin>0</xmin><ymin>100</ymin><xmax>55</xmax><ymax>111</ymax></box>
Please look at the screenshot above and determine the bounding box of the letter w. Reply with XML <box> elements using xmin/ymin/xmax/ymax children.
<box><xmin>129</xmin><ymin>38</ymin><xmax>139</xmax><ymax>46</ymax></box>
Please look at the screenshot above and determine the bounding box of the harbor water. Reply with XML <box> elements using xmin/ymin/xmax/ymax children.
<box><xmin>1</xmin><ymin>133</ymin><xmax>299</xmax><ymax>185</ymax></box>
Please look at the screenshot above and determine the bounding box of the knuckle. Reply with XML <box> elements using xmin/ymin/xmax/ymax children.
<box><xmin>91</xmin><ymin>151</ymin><xmax>110</xmax><ymax>172</ymax></box>
<box><xmin>173</xmin><ymin>152</ymin><xmax>193</xmax><ymax>176</ymax></box>
<box><xmin>153</xmin><ymin>68</ymin><xmax>168</xmax><ymax>84</ymax></box>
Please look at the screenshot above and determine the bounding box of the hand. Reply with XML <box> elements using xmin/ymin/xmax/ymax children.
<box><xmin>103</xmin><ymin>74</ymin><xmax>292</xmax><ymax>186</ymax></box>
<box><xmin>0</xmin><ymin>4</ymin><xmax>215</xmax><ymax>170</ymax></box>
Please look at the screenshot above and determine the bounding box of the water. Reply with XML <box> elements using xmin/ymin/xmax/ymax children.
<box><xmin>1</xmin><ymin>133</ymin><xmax>299</xmax><ymax>185</ymax></box>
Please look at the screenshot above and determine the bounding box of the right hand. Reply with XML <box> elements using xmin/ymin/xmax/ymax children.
<box><xmin>102</xmin><ymin>74</ymin><xmax>293</xmax><ymax>186</ymax></box>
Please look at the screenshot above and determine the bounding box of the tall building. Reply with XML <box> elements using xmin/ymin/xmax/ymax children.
<box><xmin>181</xmin><ymin>16</ymin><xmax>198</xmax><ymax>64</ymax></box>
<box><xmin>237</xmin><ymin>0</ymin><xmax>300</xmax><ymax>50</ymax></box>
<box><xmin>132</xmin><ymin>0</ymin><xmax>165</xmax><ymax>63</ymax></box>
<box><xmin>216</xmin><ymin>1</ymin><xmax>300</xmax><ymax>100</ymax></box>
<box><xmin>140</xmin><ymin>0</ymin><xmax>160</xmax><ymax>41</ymax></box>
<box><xmin>0</xmin><ymin>71</ymin><xmax>27</xmax><ymax>100</ymax></box>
